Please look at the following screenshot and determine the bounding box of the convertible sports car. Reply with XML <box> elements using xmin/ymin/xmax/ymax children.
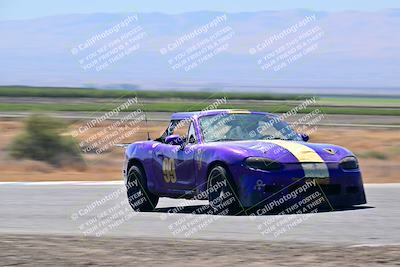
<box><xmin>123</xmin><ymin>109</ymin><xmax>366</xmax><ymax>214</ymax></box>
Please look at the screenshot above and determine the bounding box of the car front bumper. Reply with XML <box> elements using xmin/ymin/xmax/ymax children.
<box><xmin>230</xmin><ymin>163</ymin><xmax>367</xmax><ymax>210</ymax></box>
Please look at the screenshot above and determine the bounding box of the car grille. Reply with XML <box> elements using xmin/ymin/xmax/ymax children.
<box><xmin>288</xmin><ymin>183</ymin><xmax>341</xmax><ymax>195</ymax></box>
<box><xmin>264</xmin><ymin>185</ymin><xmax>283</xmax><ymax>193</ymax></box>
<box><xmin>319</xmin><ymin>184</ymin><xmax>341</xmax><ymax>195</ymax></box>
<box><xmin>264</xmin><ymin>182</ymin><xmax>359</xmax><ymax>196</ymax></box>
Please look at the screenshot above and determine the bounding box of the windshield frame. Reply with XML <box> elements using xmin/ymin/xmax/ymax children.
<box><xmin>197</xmin><ymin>113</ymin><xmax>301</xmax><ymax>143</ymax></box>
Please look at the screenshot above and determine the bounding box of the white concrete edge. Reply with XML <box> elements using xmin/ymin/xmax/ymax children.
<box><xmin>364</xmin><ymin>183</ymin><xmax>400</xmax><ymax>187</ymax></box>
<box><xmin>0</xmin><ymin>181</ymin><xmax>124</xmax><ymax>186</ymax></box>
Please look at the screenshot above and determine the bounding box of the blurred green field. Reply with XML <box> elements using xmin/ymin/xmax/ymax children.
<box><xmin>1</xmin><ymin>86</ymin><xmax>399</xmax><ymax>116</ymax></box>
<box><xmin>0</xmin><ymin>86</ymin><xmax>308</xmax><ymax>101</ymax></box>
<box><xmin>0</xmin><ymin>103</ymin><xmax>399</xmax><ymax>116</ymax></box>
<box><xmin>319</xmin><ymin>97</ymin><xmax>400</xmax><ymax>106</ymax></box>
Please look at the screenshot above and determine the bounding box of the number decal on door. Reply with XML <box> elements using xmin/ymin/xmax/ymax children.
<box><xmin>162</xmin><ymin>158</ymin><xmax>177</xmax><ymax>183</ymax></box>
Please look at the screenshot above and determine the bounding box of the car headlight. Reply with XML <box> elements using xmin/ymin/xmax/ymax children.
<box><xmin>339</xmin><ymin>156</ymin><xmax>359</xmax><ymax>170</ymax></box>
<box><xmin>245</xmin><ymin>157</ymin><xmax>282</xmax><ymax>171</ymax></box>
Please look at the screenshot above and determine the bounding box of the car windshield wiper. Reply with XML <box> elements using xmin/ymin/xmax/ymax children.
<box><xmin>209</xmin><ymin>137</ymin><xmax>294</xmax><ymax>142</ymax></box>
<box><xmin>265</xmin><ymin>137</ymin><xmax>292</xmax><ymax>141</ymax></box>
<box><xmin>209</xmin><ymin>138</ymin><xmax>242</xmax><ymax>142</ymax></box>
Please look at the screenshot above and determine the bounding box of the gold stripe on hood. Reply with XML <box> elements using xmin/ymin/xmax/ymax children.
<box><xmin>261</xmin><ymin>140</ymin><xmax>329</xmax><ymax>178</ymax></box>
<box><xmin>261</xmin><ymin>140</ymin><xmax>324</xmax><ymax>163</ymax></box>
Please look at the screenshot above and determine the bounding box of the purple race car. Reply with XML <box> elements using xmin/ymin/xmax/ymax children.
<box><xmin>123</xmin><ymin>109</ymin><xmax>366</xmax><ymax>214</ymax></box>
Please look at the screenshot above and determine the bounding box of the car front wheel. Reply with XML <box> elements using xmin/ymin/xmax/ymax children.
<box><xmin>207</xmin><ymin>165</ymin><xmax>242</xmax><ymax>215</ymax></box>
<box><xmin>126</xmin><ymin>165</ymin><xmax>159</xmax><ymax>211</ymax></box>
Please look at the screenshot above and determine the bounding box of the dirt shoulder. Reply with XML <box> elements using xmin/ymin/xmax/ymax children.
<box><xmin>1</xmin><ymin>234</ymin><xmax>399</xmax><ymax>266</ymax></box>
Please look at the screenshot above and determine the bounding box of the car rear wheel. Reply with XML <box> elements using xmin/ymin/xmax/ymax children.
<box><xmin>126</xmin><ymin>165</ymin><xmax>159</xmax><ymax>211</ymax></box>
<box><xmin>207</xmin><ymin>165</ymin><xmax>242</xmax><ymax>215</ymax></box>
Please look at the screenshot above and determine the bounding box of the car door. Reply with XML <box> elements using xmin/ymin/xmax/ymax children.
<box><xmin>153</xmin><ymin>120</ymin><xmax>197</xmax><ymax>194</ymax></box>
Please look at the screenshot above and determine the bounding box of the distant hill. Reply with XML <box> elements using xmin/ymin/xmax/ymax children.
<box><xmin>0</xmin><ymin>10</ymin><xmax>399</xmax><ymax>94</ymax></box>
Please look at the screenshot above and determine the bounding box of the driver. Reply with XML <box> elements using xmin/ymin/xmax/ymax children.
<box><xmin>225</xmin><ymin>118</ymin><xmax>259</xmax><ymax>139</ymax></box>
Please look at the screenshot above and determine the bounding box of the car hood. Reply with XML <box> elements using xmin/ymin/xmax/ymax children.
<box><xmin>209</xmin><ymin>140</ymin><xmax>353</xmax><ymax>163</ymax></box>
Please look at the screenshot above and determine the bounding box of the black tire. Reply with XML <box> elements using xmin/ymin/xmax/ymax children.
<box><xmin>126</xmin><ymin>165</ymin><xmax>159</xmax><ymax>211</ymax></box>
<box><xmin>207</xmin><ymin>165</ymin><xmax>243</xmax><ymax>215</ymax></box>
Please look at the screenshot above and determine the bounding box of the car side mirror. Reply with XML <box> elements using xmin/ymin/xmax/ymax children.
<box><xmin>165</xmin><ymin>135</ymin><xmax>185</xmax><ymax>146</ymax></box>
<box><xmin>300</xmin><ymin>133</ymin><xmax>309</xmax><ymax>142</ymax></box>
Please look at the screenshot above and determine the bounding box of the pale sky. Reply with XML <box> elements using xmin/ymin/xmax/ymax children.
<box><xmin>1</xmin><ymin>0</ymin><xmax>400</xmax><ymax>20</ymax></box>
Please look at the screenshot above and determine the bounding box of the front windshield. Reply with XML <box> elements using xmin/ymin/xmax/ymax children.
<box><xmin>199</xmin><ymin>113</ymin><xmax>302</xmax><ymax>142</ymax></box>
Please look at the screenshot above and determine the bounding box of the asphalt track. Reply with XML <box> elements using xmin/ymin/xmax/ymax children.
<box><xmin>0</xmin><ymin>182</ymin><xmax>399</xmax><ymax>246</ymax></box>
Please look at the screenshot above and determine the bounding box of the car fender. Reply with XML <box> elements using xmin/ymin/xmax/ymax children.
<box><xmin>125</xmin><ymin>141</ymin><xmax>158</xmax><ymax>192</ymax></box>
<box><xmin>195</xmin><ymin>145</ymin><xmax>248</xmax><ymax>192</ymax></box>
